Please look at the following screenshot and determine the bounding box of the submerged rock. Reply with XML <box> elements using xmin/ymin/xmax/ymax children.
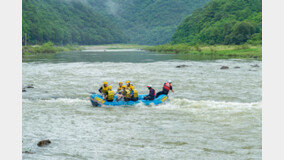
<box><xmin>37</xmin><ymin>140</ymin><xmax>51</xmax><ymax>147</ymax></box>
<box><xmin>23</xmin><ymin>151</ymin><xmax>35</xmax><ymax>154</ymax></box>
<box><xmin>220</xmin><ymin>66</ymin><xmax>229</xmax><ymax>69</ymax></box>
<box><xmin>234</xmin><ymin>66</ymin><xmax>240</xmax><ymax>69</ymax></box>
<box><xmin>251</xmin><ymin>64</ymin><xmax>260</xmax><ymax>67</ymax></box>
<box><xmin>26</xmin><ymin>84</ymin><xmax>34</xmax><ymax>88</ymax></box>
<box><xmin>249</xmin><ymin>69</ymin><xmax>257</xmax><ymax>72</ymax></box>
<box><xmin>22</xmin><ymin>89</ymin><xmax>26</xmax><ymax>92</ymax></box>
<box><xmin>176</xmin><ymin>65</ymin><xmax>189</xmax><ymax>68</ymax></box>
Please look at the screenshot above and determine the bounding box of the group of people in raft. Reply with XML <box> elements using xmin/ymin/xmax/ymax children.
<box><xmin>98</xmin><ymin>80</ymin><xmax>174</xmax><ymax>102</ymax></box>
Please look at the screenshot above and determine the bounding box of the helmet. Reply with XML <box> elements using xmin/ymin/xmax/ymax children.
<box><xmin>103</xmin><ymin>81</ymin><xmax>108</xmax><ymax>85</ymax></box>
<box><xmin>126</xmin><ymin>80</ymin><xmax>130</xmax><ymax>84</ymax></box>
<box><xmin>147</xmin><ymin>85</ymin><xmax>152</xmax><ymax>88</ymax></box>
<box><xmin>119</xmin><ymin>82</ymin><xmax>123</xmax><ymax>84</ymax></box>
<box><xmin>122</xmin><ymin>85</ymin><xmax>126</xmax><ymax>88</ymax></box>
<box><xmin>168</xmin><ymin>80</ymin><xmax>172</xmax><ymax>83</ymax></box>
<box><xmin>108</xmin><ymin>85</ymin><xmax>112</xmax><ymax>90</ymax></box>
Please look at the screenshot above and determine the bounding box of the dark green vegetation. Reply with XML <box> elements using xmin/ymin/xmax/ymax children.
<box><xmin>22</xmin><ymin>0</ymin><xmax>262</xmax><ymax>60</ymax></box>
<box><xmin>22</xmin><ymin>42</ymin><xmax>83</xmax><ymax>56</ymax></box>
<box><xmin>22</xmin><ymin>0</ymin><xmax>127</xmax><ymax>45</ymax></box>
<box><xmin>145</xmin><ymin>44</ymin><xmax>262</xmax><ymax>59</ymax></box>
<box><xmin>172</xmin><ymin>0</ymin><xmax>262</xmax><ymax>45</ymax></box>
<box><xmin>22</xmin><ymin>0</ymin><xmax>210</xmax><ymax>45</ymax></box>
<box><xmin>145</xmin><ymin>0</ymin><xmax>262</xmax><ymax>59</ymax></box>
<box><xmin>86</xmin><ymin>0</ymin><xmax>210</xmax><ymax>45</ymax></box>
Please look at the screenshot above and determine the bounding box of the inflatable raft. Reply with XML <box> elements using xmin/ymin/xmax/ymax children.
<box><xmin>90</xmin><ymin>94</ymin><xmax>168</xmax><ymax>107</ymax></box>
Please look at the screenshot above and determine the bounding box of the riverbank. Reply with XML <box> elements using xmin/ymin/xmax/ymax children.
<box><xmin>22</xmin><ymin>43</ymin><xmax>149</xmax><ymax>56</ymax></box>
<box><xmin>22</xmin><ymin>43</ymin><xmax>262</xmax><ymax>60</ymax></box>
<box><xmin>22</xmin><ymin>42</ymin><xmax>83</xmax><ymax>56</ymax></box>
<box><xmin>82</xmin><ymin>44</ymin><xmax>149</xmax><ymax>50</ymax></box>
<box><xmin>144</xmin><ymin>44</ymin><xmax>262</xmax><ymax>60</ymax></box>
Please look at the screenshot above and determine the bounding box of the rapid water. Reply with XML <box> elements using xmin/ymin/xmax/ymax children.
<box><xmin>22</xmin><ymin>50</ymin><xmax>262</xmax><ymax>159</ymax></box>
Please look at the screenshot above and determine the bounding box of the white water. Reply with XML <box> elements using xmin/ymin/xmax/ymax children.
<box><xmin>23</xmin><ymin>51</ymin><xmax>262</xmax><ymax>159</ymax></box>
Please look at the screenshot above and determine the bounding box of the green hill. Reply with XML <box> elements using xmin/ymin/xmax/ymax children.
<box><xmin>22</xmin><ymin>0</ymin><xmax>127</xmax><ymax>45</ymax></box>
<box><xmin>86</xmin><ymin>0</ymin><xmax>210</xmax><ymax>45</ymax></box>
<box><xmin>171</xmin><ymin>0</ymin><xmax>262</xmax><ymax>45</ymax></box>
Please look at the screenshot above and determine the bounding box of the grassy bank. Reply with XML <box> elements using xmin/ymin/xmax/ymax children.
<box><xmin>144</xmin><ymin>44</ymin><xmax>262</xmax><ymax>60</ymax></box>
<box><xmin>22</xmin><ymin>42</ymin><xmax>83</xmax><ymax>56</ymax></box>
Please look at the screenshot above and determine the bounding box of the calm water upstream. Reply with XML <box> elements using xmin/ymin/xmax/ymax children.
<box><xmin>22</xmin><ymin>50</ymin><xmax>262</xmax><ymax>160</ymax></box>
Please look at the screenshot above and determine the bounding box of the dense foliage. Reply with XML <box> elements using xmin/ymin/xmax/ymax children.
<box><xmin>22</xmin><ymin>0</ymin><xmax>127</xmax><ymax>45</ymax></box>
<box><xmin>22</xmin><ymin>42</ymin><xmax>83</xmax><ymax>56</ymax></box>
<box><xmin>86</xmin><ymin>0</ymin><xmax>210</xmax><ymax>45</ymax></box>
<box><xmin>144</xmin><ymin>43</ymin><xmax>262</xmax><ymax>59</ymax></box>
<box><xmin>171</xmin><ymin>0</ymin><xmax>262</xmax><ymax>45</ymax></box>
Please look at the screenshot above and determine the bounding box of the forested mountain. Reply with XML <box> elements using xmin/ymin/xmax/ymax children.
<box><xmin>22</xmin><ymin>0</ymin><xmax>127</xmax><ymax>45</ymax></box>
<box><xmin>85</xmin><ymin>0</ymin><xmax>210</xmax><ymax>45</ymax></box>
<box><xmin>25</xmin><ymin>0</ymin><xmax>260</xmax><ymax>46</ymax></box>
<box><xmin>171</xmin><ymin>0</ymin><xmax>262</xmax><ymax>45</ymax></box>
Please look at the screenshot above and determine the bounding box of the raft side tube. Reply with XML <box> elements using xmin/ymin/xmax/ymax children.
<box><xmin>90</xmin><ymin>94</ymin><xmax>168</xmax><ymax>107</ymax></box>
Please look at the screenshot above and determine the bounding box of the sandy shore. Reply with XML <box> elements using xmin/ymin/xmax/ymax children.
<box><xmin>83</xmin><ymin>45</ymin><xmax>113</xmax><ymax>50</ymax></box>
<box><xmin>82</xmin><ymin>44</ymin><xmax>149</xmax><ymax>50</ymax></box>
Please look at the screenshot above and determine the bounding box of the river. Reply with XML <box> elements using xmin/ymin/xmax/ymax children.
<box><xmin>22</xmin><ymin>49</ymin><xmax>262</xmax><ymax>159</ymax></box>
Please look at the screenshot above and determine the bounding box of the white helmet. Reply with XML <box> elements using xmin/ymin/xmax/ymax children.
<box><xmin>168</xmin><ymin>80</ymin><xmax>172</xmax><ymax>83</ymax></box>
<box><xmin>147</xmin><ymin>85</ymin><xmax>152</xmax><ymax>88</ymax></box>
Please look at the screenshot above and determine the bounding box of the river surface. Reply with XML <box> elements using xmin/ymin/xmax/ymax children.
<box><xmin>22</xmin><ymin>50</ymin><xmax>262</xmax><ymax>160</ymax></box>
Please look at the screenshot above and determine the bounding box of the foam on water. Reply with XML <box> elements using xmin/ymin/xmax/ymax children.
<box><xmin>22</xmin><ymin>51</ymin><xmax>262</xmax><ymax>159</ymax></box>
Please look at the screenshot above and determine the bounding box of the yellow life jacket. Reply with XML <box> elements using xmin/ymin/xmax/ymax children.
<box><xmin>121</xmin><ymin>90</ymin><xmax>126</xmax><ymax>96</ymax></box>
<box><xmin>126</xmin><ymin>84</ymin><xmax>133</xmax><ymax>90</ymax></box>
<box><xmin>107</xmin><ymin>90</ymin><xmax>115</xmax><ymax>101</ymax></box>
<box><xmin>117</xmin><ymin>86</ymin><xmax>123</xmax><ymax>92</ymax></box>
<box><xmin>125</xmin><ymin>90</ymin><xmax>131</xmax><ymax>98</ymax></box>
<box><xmin>132</xmin><ymin>89</ymin><xmax>138</xmax><ymax>98</ymax></box>
<box><xmin>102</xmin><ymin>86</ymin><xmax>109</xmax><ymax>93</ymax></box>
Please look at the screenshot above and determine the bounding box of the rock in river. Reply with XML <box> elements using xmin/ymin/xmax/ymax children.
<box><xmin>23</xmin><ymin>151</ymin><xmax>35</xmax><ymax>154</ymax></box>
<box><xmin>251</xmin><ymin>64</ymin><xmax>260</xmax><ymax>67</ymax></box>
<box><xmin>26</xmin><ymin>84</ymin><xmax>34</xmax><ymax>88</ymax></box>
<box><xmin>176</xmin><ymin>65</ymin><xmax>189</xmax><ymax>68</ymax></box>
<box><xmin>220</xmin><ymin>66</ymin><xmax>229</xmax><ymax>69</ymax></box>
<box><xmin>37</xmin><ymin>140</ymin><xmax>51</xmax><ymax>147</ymax></box>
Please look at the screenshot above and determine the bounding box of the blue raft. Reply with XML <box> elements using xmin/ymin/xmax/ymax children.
<box><xmin>90</xmin><ymin>94</ymin><xmax>168</xmax><ymax>107</ymax></box>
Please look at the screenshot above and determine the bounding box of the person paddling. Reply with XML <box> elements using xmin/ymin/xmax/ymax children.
<box><xmin>143</xmin><ymin>85</ymin><xmax>155</xmax><ymax>100</ymax></box>
<box><xmin>156</xmin><ymin>80</ymin><xmax>174</xmax><ymax>98</ymax></box>
<box><xmin>116</xmin><ymin>82</ymin><xmax>123</xmax><ymax>94</ymax></box>
<box><xmin>126</xmin><ymin>80</ymin><xmax>134</xmax><ymax>90</ymax></box>
<box><xmin>105</xmin><ymin>86</ymin><xmax>115</xmax><ymax>102</ymax></box>
<box><xmin>124</xmin><ymin>87</ymin><xmax>132</xmax><ymax>102</ymax></box>
<box><xmin>116</xmin><ymin>85</ymin><xmax>126</xmax><ymax>102</ymax></box>
<box><xmin>99</xmin><ymin>81</ymin><xmax>109</xmax><ymax>97</ymax></box>
<box><xmin>130</xmin><ymin>86</ymin><xmax>139</xmax><ymax>101</ymax></box>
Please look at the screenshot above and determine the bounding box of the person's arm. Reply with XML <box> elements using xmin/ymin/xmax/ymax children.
<box><xmin>170</xmin><ymin>86</ymin><xmax>174</xmax><ymax>92</ymax></box>
<box><xmin>150</xmin><ymin>89</ymin><xmax>154</xmax><ymax>96</ymax></box>
<box><xmin>99</xmin><ymin>87</ymin><xmax>102</xmax><ymax>93</ymax></box>
<box><xmin>104</xmin><ymin>92</ymin><xmax>108</xmax><ymax>99</ymax></box>
<box><xmin>122</xmin><ymin>91</ymin><xmax>126</xmax><ymax>97</ymax></box>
